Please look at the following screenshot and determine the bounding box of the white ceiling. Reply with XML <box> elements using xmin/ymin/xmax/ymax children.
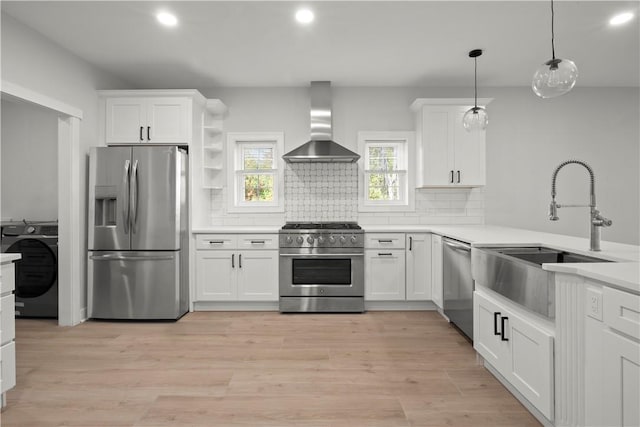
<box><xmin>2</xmin><ymin>1</ymin><xmax>639</xmax><ymax>88</ymax></box>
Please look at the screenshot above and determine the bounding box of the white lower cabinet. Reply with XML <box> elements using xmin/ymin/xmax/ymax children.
<box><xmin>365</xmin><ymin>250</ymin><xmax>406</xmax><ymax>300</ymax></box>
<box><xmin>431</xmin><ymin>234</ymin><xmax>443</xmax><ymax>308</ymax></box>
<box><xmin>364</xmin><ymin>233</ymin><xmax>434</xmax><ymax>303</ymax></box>
<box><xmin>406</xmin><ymin>233</ymin><xmax>432</xmax><ymax>300</ymax></box>
<box><xmin>474</xmin><ymin>289</ymin><xmax>554</xmax><ymax>421</ymax></box>
<box><xmin>0</xmin><ymin>260</ymin><xmax>17</xmax><ymax>406</ymax></box>
<box><xmin>586</xmin><ymin>285</ymin><xmax>640</xmax><ymax>427</ymax></box>
<box><xmin>365</xmin><ymin>234</ymin><xmax>405</xmax><ymax>301</ymax></box>
<box><xmin>194</xmin><ymin>234</ymin><xmax>278</xmax><ymax>302</ymax></box>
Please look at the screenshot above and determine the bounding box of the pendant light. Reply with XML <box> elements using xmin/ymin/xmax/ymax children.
<box><xmin>532</xmin><ymin>0</ymin><xmax>578</xmax><ymax>98</ymax></box>
<box><xmin>462</xmin><ymin>49</ymin><xmax>488</xmax><ymax>132</ymax></box>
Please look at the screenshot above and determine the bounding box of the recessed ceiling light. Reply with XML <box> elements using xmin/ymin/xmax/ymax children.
<box><xmin>156</xmin><ymin>11</ymin><xmax>178</xmax><ymax>27</ymax></box>
<box><xmin>609</xmin><ymin>12</ymin><xmax>634</xmax><ymax>26</ymax></box>
<box><xmin>295</xmin><ymin>9</ymin><xmax>314</xmax><ymax>24</ymax></box>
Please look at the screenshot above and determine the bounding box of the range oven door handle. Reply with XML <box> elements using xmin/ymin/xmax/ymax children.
<box><xmin>279</xmin><ymin>253</ymin><xmax>364</xmax><ymax>258</ymax></box>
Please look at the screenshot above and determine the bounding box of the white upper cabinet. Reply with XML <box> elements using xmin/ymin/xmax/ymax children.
<box><xmin>411</xmin><ymin>98</ymin><xmax>492</xmax><ymax>187</ymax></box>
<box><xmin>100</xmin><ymin>90</ymin><xmax>202</xmax><ymax>145</ymax></box>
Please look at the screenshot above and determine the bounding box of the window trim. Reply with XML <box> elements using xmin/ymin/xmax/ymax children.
<box><xmin>357</xmin><ymin>131</ymin><xmax>415</xmax><ymax>212</ymax></box>
<box><xmin>227</xmin><ymin>132</ymin><xmax>285</xmax><ymax>213</ymax></box>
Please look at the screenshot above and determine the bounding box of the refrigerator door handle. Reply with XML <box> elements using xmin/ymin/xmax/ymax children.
<box><xmin>90</xmin><ymin>254</ymin><xmax>175</xmax><ymax>261</ymax></box>
<box><xmin>122</xmin><ymin>160</ymin><xmax>131</xmax><ymax>234</ymax></box>
<box><xmin>130</xmin><ymin>159</ymin><xmax>139</xmax><ymax>233</ymax></box>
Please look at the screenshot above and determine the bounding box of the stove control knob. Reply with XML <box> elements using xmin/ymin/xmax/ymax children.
<box><xmin>350</xmin><ymin>235</ymin><xmax>358</xmax><ymax>244</ymax></box>
<box><xmin>26</xmin><ymin>226</ymin><xmax>36</xmax><ymax>234</ymax></box>
<box><xmin>285</xmin><ymin>236</ymin><xmax>293</xmax><ymax>244</ymax></box>
<box><xmin>328</xmin><ymin>236</ymin><xmax>336</xmax><ymax>244</ymax></box>
<box><xmin>296</xmin><ymin>236</ymin><xmax>304</xmax><ymax>244</ymax></box>
<box><xmin>339</xmin><ymin>235</ymin><xmax>347</xmax><ymax>244</ymax></box>
<box><xmin>307</xmin><ymin>236</ymin><xmax>314</xmax><ymax>244</ymax></box>
<box><xmin>317</xmin><ymin>236</ymin><xmax>325</xmax><ymax>244</ymax></box>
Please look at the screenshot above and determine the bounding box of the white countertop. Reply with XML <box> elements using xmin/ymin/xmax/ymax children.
<box><xmin>192</xmin><ymin>226</ymin><xmax>281</xmax><ymax>234</ymax></box>
<box><xmin>0</xmin><ymin>254</ymin><xmax>21</xmax><ymax>265</ymax></box>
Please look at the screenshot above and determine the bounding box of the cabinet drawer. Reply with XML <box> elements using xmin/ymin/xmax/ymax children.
<box><xmin>603</xmin><ymin>286</ymin><xmax>640</xmax><ymax>340</ymax></box>
<box><xmin>365</xmin><ymin>233</ymin><xmax>405</xmax><ymax>249</ymax></box>
<box><xmin>195</xmin><ymin>234</ymin><xmax>237</xmax><ymax>250</ymax></box>
<box><xmin>237</xmin><ymin>234</ymin><xmax>279</xmax><ymax>251</ymax></box>
<box><xmin>0</xmin><ymin>295</ymin><xmax>15</xmax><ymax>346</ymax></box>
<box><xmin>1</xmin><ymin>263</ymin><xmax>16</xmax><ymax>294</ymax></box>
<box><xmin>1</xmin><ymin>341</ymin><xmax>15</xmax><ymax>393</ymax></box>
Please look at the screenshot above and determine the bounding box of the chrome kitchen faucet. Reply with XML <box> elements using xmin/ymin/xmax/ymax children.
<box><xmin>548</xmin><ymin>160</ymin><xmax>612</xmax><ymax>251</ymax></box>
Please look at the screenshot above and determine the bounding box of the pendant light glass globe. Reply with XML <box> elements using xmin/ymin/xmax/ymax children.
<box><xmin>532</xmin><ymin>58</ymin><xmax>578</xmax><ymax>98</ymax></box>
<box><xmin>532</xmin><ymin>0</ymin><xmax>578</xmax><ymax>99</ymax></box>
<box><xmin>463</xmin><ymin>106</ymin><xmax>488</xmax><ymax>131</ymax></box>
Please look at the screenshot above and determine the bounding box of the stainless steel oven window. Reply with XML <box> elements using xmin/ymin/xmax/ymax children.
<box><xmin>292</xmin><ymin>258</ymin><xmax>352</xmax><ymax>285</ymax></box>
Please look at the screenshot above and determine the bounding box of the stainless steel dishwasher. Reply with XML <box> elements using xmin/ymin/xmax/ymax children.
<box><xmin>442</xmin><ymin>237</ymin><xmax>473</xmax><ymax>341</ymax></box>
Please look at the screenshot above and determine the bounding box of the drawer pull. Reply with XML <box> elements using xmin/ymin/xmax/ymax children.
<box><xmin>208</xmin><ymin>240</ymin><xmax>224</xmax><ymax>244</ymax></box>
<box><xmin>378</xmin><ymin>253</ymin><xmax>393</xmax><ymax>256</ymax></box>
<box><xmin>250</xmin><ymin>240</ymin><xmax>266</xmax><ymax>244</ymax></box>
<box><xmin>377</xmin><ymin>240</ymin><xmax>393</xmax><ymax>243</ymax></box>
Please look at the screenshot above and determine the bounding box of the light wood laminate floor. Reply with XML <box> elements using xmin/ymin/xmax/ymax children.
<box><xmin>1</xmin><ymin>311</ymin><xmax>541</xmax><ymax>427</ymax></box>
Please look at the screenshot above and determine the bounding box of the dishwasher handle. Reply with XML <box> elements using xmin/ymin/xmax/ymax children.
<box><xmin>443</xmin><ymin>238</ymin><xmax>471</xmax><ymax>252</ymax></box>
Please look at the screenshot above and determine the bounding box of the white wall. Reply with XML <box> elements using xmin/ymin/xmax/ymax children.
<box><xmin>1</xmin><ymin>99</ymin><xmax>59</xmax><ymax>221</ymax></box>
<box><xmin>205</xmin><ymin>86</ymin><xmax>638</xmax><ymax>244</ymax></box>
<box><xmin>482</xmin><ymin>87</ymin><xmax>639</xmax><ymax>245</ymax></box>
<box><xmin>1</xmin><ymin>13</ymin><xmax>130</xmax><ymax>313</ymax></box>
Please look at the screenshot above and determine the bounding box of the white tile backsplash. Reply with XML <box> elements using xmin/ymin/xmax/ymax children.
<box><xmin>285</xmin><ymin>163</ymin><xmax>358</xmax><ymax>222</ymax></box>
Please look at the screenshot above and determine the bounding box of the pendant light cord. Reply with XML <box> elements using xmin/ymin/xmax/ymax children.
<box><xmin>551</xmin><ymin>0</ymin><xmax>556</xmax><ymax>60</ymax></box>
<box><xmin>474</xmin><ymin>57</ymin><xmax>478</xmax><ymax>108</ymax></box>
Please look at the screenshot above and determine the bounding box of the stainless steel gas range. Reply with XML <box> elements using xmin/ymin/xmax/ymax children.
<box><xmin>279</xmin><ymin>222</ymin><xmax>364</xmax><ymax>313</ymax></box>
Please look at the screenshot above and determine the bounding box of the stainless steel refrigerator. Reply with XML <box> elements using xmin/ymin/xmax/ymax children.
<box><xmin>88</xmin><ymin>146</ymin><xmax>188</xmax><ymax>320</ymax></box>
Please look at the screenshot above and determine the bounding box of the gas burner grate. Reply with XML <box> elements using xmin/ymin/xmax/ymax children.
<box><xmin>282</xmin><ymin>222</ymin><xmax>361</xmax><ymax>230</ymax></box>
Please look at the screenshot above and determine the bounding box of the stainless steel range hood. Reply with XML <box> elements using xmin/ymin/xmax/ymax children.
<box><xmin>283</xmin><ymin>81</ymin><xmax>360</xmax><ymax>163</ymax></box>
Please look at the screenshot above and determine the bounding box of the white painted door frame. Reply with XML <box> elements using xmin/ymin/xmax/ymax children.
<box><xmin>2</xmin><ymin>80</ymin><xmax>84</xmax><ymax>326</ymax></box>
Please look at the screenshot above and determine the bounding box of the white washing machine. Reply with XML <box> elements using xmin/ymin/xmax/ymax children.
<box><xmin>1</xmin><ymin>223</ymin><xmax>58</xmax><ymax>318</ymax></box>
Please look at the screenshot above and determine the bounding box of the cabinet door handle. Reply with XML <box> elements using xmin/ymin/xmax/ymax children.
<box><xmin>139</xmin><ymin>126</ymin><xmax>143</xmax><ymax>141</ymax></box>
<box><xmin>239</xmin><ymin>254</ymin><xmax>242</xmax><ymax>268</ymax></box>
<box><xmin>493</xmin><ymin>312</ymin><xmax>501</xmax><ymax>335</ymax></box>
<box><xmin>378</xmin><ymin>253</ymin><xmax>393</xmax><ymax>256</ymax></box>
<box><xmin>457</xmin><ymin>170</ymin><xmax>461</xmax><ymax>183</ymax></box>
<box><xmin>231</xmin><ymin>253</ymin><xmax>235</xmax><ymax>268</ymax></box>
<box><xmin>409</xmin><ymin>236</ymin><xmax>413</xmax><ymax>251</ymax></box>
<box><xmin>500</xmin><ymin>316</ymin><xmax>509</xmax><ymax>341</ymax></box>
<box><xmin>450</xmin><ymin>170</ymin><xmax>454</xmax><ymax>183</ymax></box>
<box><xmin>147</xmin><ymin>126</ymin><xmax>151</xmax><ymax>141</ymax></box>
<box><xmin>378</xmin><ymin>239</ymin><xmax>393</xmax><ymax>243</ymax></box>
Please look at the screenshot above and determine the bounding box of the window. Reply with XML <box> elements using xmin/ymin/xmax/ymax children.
<box><xmin>358</xmin><ymin>131</ymin><xmax>415</xmax><ymax>212</ymax></box>
<box><xmin>227</xmin><ymin>132</ymin><xmax>284</xmax><ymax>212</ymax></box>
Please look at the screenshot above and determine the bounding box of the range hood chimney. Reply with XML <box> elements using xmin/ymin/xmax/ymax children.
<box><xmin>282</xmin><ymin>81</ymin><xmax>360</xmax><ymax>163</ymax></box>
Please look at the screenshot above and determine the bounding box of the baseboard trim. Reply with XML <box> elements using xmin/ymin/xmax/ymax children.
<box><xmin>193</xmin><ymin>301</ymin><xmax>279</xmax><ymax>311</ymax></box>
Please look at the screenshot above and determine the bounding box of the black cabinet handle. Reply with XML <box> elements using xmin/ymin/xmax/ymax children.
<box><xmin>500</xmin><ymin>316</ymin><xmax>509</xmax><ymax>341</ymax></box>
<box><xmin>147</xmin><ymin>126</ymin><xmax>151</xmax><ymax>141</ymax></box>
<box><xmin>457</xmin><ymin>170</ymin><xmax>461</xmax><ymax>183</ymax></box>
<box><xmin>378</xmin><ymin>253</ymin><xmax>393</xmax><ymax>256</ymax></box>
<box><xmin>409</xmin><ymin>236</ymin><xmax>413</xmax><ymax>251</ymax></box>
<box><xmin>231</xmin><ymin>254</ymin><xmax>235</xmax><ymax>268</ymax></box>
<box><xmin>239</xmin><ymin>254</ymin><xmax>242</xmax><ymax>268</ymax></box>
<box><xmin>493</xmin><ymin>312</ymin><xmax>502</xmax><ymax>335</ymax></box>
<box><xmin>450</xmin><ymin>170</ymin><xmax>454</xmax><ymax>183</ymax></box>
<box><xmin>139</xmin><ymin>126</ymin><xmax>143</xmax><ymax>141</ymax></box>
